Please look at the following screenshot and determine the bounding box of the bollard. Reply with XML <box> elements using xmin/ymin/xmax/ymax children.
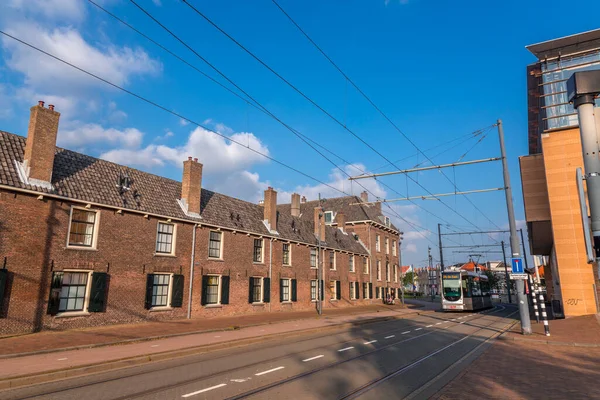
<box><xmin>529</xmin><ymin>274</ymin><xmax>540</xmax><ymax>323</ymax></box>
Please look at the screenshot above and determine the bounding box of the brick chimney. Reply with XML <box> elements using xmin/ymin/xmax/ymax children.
<box><xmin>314</xmin><ymin>207</ymin><xmax>326</xmax><ymax>241</ymax></box>
<box><xmin>360</xmin><ymin>191</ymin><xmax>368</xmax><ymax>203</ymax></box>
<box><xmin>301</xmin><ymin>196</ymin><xmax>307</xmax><ymax>203</ymax></box>
<box><xmin>264</xmin><ymin>187</ymin><xmax>277</xmax><ymax>232</ymax></box>
<box><xmin>181</xmin><ymin>157</ymin><xmax>203</xmax><ymax>215</ymax></box>
<box><xmin>336</xmin><ymin>212</ymin><xmax>346</xmax><ymax>232</ymax></box>
<box><xmin>23</xmin><ymin>101</ymin><xmax>60</xmax><ymax>184</ymax></box>
<box><xmin>291</xmin><ymin>193</ymin><xmax>300</xmax><ymax>217</ymax></box>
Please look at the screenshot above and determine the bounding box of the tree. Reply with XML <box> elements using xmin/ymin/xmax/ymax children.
<box><xmin>403</xmin><ymin>272</ymin><xmax>415</xmax><ymax>288</ymax></box>
<box><xmin>484</xmin><ymin>270</ymin><xmax>500</xmax><ymax>290</ymax></box>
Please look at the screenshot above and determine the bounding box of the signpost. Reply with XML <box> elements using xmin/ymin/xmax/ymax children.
<box><xmin>511</xmin><ymin>258</ymin><xmax>524</xmax><ymax>274</ymax></box>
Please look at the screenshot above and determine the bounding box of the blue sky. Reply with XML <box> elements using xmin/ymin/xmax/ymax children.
<box><xmin>1</xmin><ymin>0</ymin><xmax>599</xmax><ymax>266</ymax></box>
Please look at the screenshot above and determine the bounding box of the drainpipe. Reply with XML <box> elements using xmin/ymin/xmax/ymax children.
<box><xmin>269</xmin><ymin>238</ymin><xmax>273</xmax><ymax>312</ymax></box>
<box><xmin>368</xmin><ymin>223</ymin><xmax>373</xmax><ymax>301</ymax></box>
<box><xmin>187</xmin><ymin>224</ymin><xmax>198</xmax><ymax>319</ymax></box>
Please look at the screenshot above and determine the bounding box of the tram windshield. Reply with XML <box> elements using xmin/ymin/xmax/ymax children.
<box><xmin>442</xmin><ymin>272</ymin><xmax>461</xmax><ymax>301</ymax></box>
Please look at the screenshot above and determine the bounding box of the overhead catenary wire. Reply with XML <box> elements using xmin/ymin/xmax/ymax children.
<box><xmin>269</xmin><ymin>0</ymin><xmax>504</xmax><ymax>235</ymax></box>
<box><xmin>0</xmin><ymin>29</ymin><xmax>440</xmax><ymax>248</ymax></box>
<box><xmin>177</xmin><ymin>0</ymin><xmax>495</xmax><ymax>237</ymax></box>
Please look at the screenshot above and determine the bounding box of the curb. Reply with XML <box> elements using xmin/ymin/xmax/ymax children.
<box><xmin>0</xmin><ymin>310</ymin><xmax>433</xmax><ymax>391</ymax></box>
<box><xmin>498</xmin><ymin>333</ymin><xmax>600</xmax><ymax>347</ymax></box>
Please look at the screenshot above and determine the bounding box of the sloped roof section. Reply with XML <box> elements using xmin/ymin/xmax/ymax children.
<box><xmin>0</xmin><ymin>131</ymin><xmax>367</xmax><ymax>254</ymax></box>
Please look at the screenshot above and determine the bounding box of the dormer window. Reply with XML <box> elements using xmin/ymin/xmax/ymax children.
<box><xmin>384</xmin><ymin>216</ymin><xmax>390</xmax><ymax>227</ymax></box>
<box><xmin>324</xmin><ymin>211</ymin><xmax>334</xmax><ymax>225</ymax></box>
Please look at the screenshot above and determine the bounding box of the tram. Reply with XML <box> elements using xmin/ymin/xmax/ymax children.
<box><xmin>441</xmin><ymin>270</ymin><xmax>492</xmax><ymax>311</ymax></box>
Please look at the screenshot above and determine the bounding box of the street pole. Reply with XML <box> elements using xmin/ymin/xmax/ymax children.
<box><xmin>519</xmin><ymin>229</ymin><xmax>529</xmax><ymax>271</ymax></box>
<box><xmin>428</xmin><ymin>246</ymin><xmax>434</xmax><ymax>301</ymax></box>
<box><xmin>438</xmin><ymin>223</ymin><xmax>445</xmax><ymax>271</ymax></box>
<box><xmin>317</xmin><ymin>193</ymin><xmax>322</xmax><ymax>316</ymax></box>
<box><xmin>501</xmin><ymin>240</ymin><xmax>512</xmax><ymax>304</ymax></box>
<box><xmin>498</xmin><ymin>119</ymin><xmax>532</xmax><ymax>334</ymax></box>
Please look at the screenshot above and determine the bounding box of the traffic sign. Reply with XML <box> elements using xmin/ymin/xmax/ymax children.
<box><xmin>511</xmin><ymin>258</ymin><xmax>524</xmax><ymax>274</ymax></box>
<box><xmin>510</xmin><ymin>273</ymin><xmax>528</xmax><ymax>280</ymax></box>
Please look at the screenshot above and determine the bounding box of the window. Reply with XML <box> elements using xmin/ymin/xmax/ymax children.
<box><xmin>281</xmin><ymin>278</ymin><xmax>290</xmax><ymax>302</ymax></box>
<box><xmin>311</xmin><ymin>279</ymin><xmax>318</xmax><ymax>301</ymax></box>
<box><xmin>282</xmin><ymin>243</ymin><xmax>291</xmax><ymax>266</ymax></box>
<box><xmin>349</xmin><ymin>255</ymin><xmax>355</xmax><ymax>272</ymax></box>
<box><xmin>324</xmin><ymin>211</ymin><xmax>333</xmax><ymax>224</ymax></box>
<box><xmin>205</xmin><ymin>276</ymin><xmax>220</xmax><ymax>305</ymax></box>
<box><xmin>310</xmin><ymin>248</ymin><xmax>317</xmax><ymax>268</ymax></box>
<box><xmin>386</xmin><ymin>262</ymin><xmax>390</xmax><ymax>282</ymax></box>
<box><xmin>58</xmin><ymin>271</ymin><xmax>90</xmax><ymax>312</ymax></box>
<box><xmin>376</xmin><ymin>235</ymin><xmax>380</xmax><ymax>252</ymax></box>
<box><xmin>385</xmin><ymin>238</ymin><xmax>389</xmax><ymax>254</ymax></box>
<box><xmin>156</xmin><ymin>222</ymin><xmax>175</xmax><ymax>255</ymax></box>
<box><xmin>385</xmin><ymin>216</ymin><xmax>390</xmax><ymax>227</ymax></box>
<box><xmin>253</xmin><ymin>239</ymin><xmax>263</xmax><ymax>263</ymax></box>
<box><xmin>144</xmin><ymin>273</ymin><xmax>184</xmax><ymax>309</ymax></box>
<box><xmin>330</xmin><ymin>280</ymin><xmax>337</xmax><ymax>300</ymax></box>
<box><xmin>329</xmin><ymin>251</ymin><xmax>336</xmax><ymax>270</ymax></box>
<box><xmin>68</xmin><ymin>208</ymin><xmax>98</xmax><ymax>248</ymax></box>
<box><xmin>201</xmin><ymin>275</ymin><xmax>229</xmax><ymax>306</ymax></box>
<box><xmin>392</xmin><ymin>240</ymin><xmax>397</xmax><ymax>256</ymax></box>
<box><xmin>349</xmin><ymin>282</ymin><xmax>356</xmax><ymax>300</ymax></box>
<box><xmin>250</xmin><ymin>277</ymin><xmax>263</xmax><ymax>303</ymax></box>
<box><xmin>363</xmin><ymin>282</ymin><xmax>369</xmax><ymax>299</ymax></box>
<box><xmin>150</xmin><ymin>274</ymin><xmax>171</xmax><ymax>308</ymax></box>
<box><xmin>377</xmin><ymin>261</ymin><xmax>382</xmax><ymax>281</ymax></box>
<box><xmin>209</xmin><ymin>231</ymin><xmax>222</xmax><ymax>259</ymax></box>
<box><xmin>376</xmin><ymin>286</ymin><xmax>381</xmax><ymax>299</ymax></box>
<box><xmin>394</xmin><ymin>264</ymin><xmax>398</xmax><ymax>283</ymax></box>
<box><xmin>363</xmin><ymin>258</ymin><xmax>369</xmax><ymax>274</ymax></box>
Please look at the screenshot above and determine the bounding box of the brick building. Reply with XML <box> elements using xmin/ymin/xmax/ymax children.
<box><xmin>0</xmin><ymin>102</ymin><xmax>402</xmax><ymax>336</ymax></box>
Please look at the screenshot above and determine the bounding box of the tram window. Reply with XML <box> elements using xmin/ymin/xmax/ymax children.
<box><xmin>472</xmin><ymin>278</ymin><xmax>482</xmax><ymax>296</ymax></box>
<box><xmin>481</xmin><ymin>280</ymin><xmax>490</xmax><ymax>296</ymax></box>
<box><xmin>442</xmin><ymin>277</ymin><xmax>461</xmax><ymax>298</ymax></box>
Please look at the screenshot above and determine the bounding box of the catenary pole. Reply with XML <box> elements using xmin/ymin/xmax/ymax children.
<box><xmin>438</xmin><ymin>223</ymin><xmax>445</xmax><ymax>271</ymax></box>
<box><xmin>519</xmin><ymin>229</ymin><xmax>529</xmax><ymax>271</ymax></box>
<box><xmin>498</xmin><ymin>119</ymin><xmax>532</xmax><ymax>334</ymax></box>
<box><xmin>317</xmin><ymin>193</ymin><xmax>322</xmax><ymax>315</ymax></box>
<box><xmin>501</xmin><ymin>240</ymin><xmax>512</xmax><ymax>304</ymax></box>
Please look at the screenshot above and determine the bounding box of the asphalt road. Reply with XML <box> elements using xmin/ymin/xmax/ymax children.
<box><xmin>2</xmin><ymin>305</ymin><xmax>518</xmax><ymax>400</ymax></box>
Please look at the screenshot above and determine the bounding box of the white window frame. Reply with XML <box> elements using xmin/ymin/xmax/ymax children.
<box><xmin>329</xmin><ymin>251</ymin><xmax>336</xmax><ymax>270</ymax></box>
<box><xmin>377</xmin><ymin>286</ymin><xmax>383</xmax><ymax>299</ymax></box>
<box><xmin>394</xmin><ymin>264</ymin><xmax>398</xmax><ymax>283</ymax></box>
<box><xmin>385</xmin><ymin>216</ymin><xmax>390</xmax><ymax>227</ymax></box>
<box><xmin>208</xmin><ymin>230</ymin><xmax>224</xmax><ymax>260</ymax></box>
<box><xmin>377</xmin><ymin>260</ymin><xmax>382</xmax><ymax>281</ymax></box>
<box><xmin>310</xmin><ymin>279</ymin><xmax>318</xmax><ymax>301</ymax></box>
<box><xmin>282</xmin><ymin>243</ymin><xmax>292</xmax><ymax>266</ymax></box>
<box><xmin>66</xmin><ymin>206</ymin><xmax>100</xmax><ymax>250</ymax></box>
<box><xmin>393</xmin><ymin>240</ymin><xmax>397</xmax><ymax>256</ymax></box>
<box><xmin>349</xmin><ymin>254</ymin><xmax>355</xmax><ymax>273</ymax></box>
<box><xmin>253</xmin><ymin>238</ymin><xmax>265</xmax><ymax>264</ymax></box>
<box><xmin>281</xmin><ymin>278</ymin><xmax>291</xmax><ymax>302</ymax></box>
<box><xmin>363</xmin><ymin>258</ymin><xmax>369</xmax><ymax>274</ymax></box>
<box><xmin>155</xmin><ymin>221</ymin><xmax>177</xmax><ymax>256</ymax></box>
<box><xmin>57</xmin><ymin>269</ymin><xmax>93</xmax><ymax>316</ymax></box>
<box><xmin>385</xmin><ymin>237</ymin><xmax>389</xmax><ymax>255</ymax></box>
<box><xmin>386</xmin><ymin>262</ymin><xmax>390</xmax><ymax>282</ymax></box>
<box><xmin>375</xmin><ymin>235</ymin><xmax>380</xmax><ymax>252</ymax></box>
<box><xmin>350</xmin><ymin>281</ymin><xmax>357</xmax><ymax>300</ymax></box>
<box><xmin>310</xmin><ymin>248</ymin><xmax>317</xmax><ymax>269</ymax></box>
<box><xmin>363</xmin><ymin>282</ymin><xmax>369</xmax><ymax>299</ymax></box>
<box><xmin>205</xmin><ymin>274</ymin><xmax>222</xmax><ymax>305</ymax></box>
<box><xmin>250</xmin><ymin>276</ymin><xmax>264</xmax><ymax>304</ymax></box>
<box><xmin>324</xmin><ymin>211</ymin><xmax>334</xmax><ymax>225</ymax></box>
<box><xmin>150</xmin><ymin>272</ymin><xmax>174</xmax><ymax>310</ymax></box>
<box><xmin>330</xmin><ymin>280</ymin><xmax>337</xmax><ymax>300</ymax></box>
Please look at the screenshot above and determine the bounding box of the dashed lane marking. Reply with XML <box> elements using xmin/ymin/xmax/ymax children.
<box><xmin>415</xmin><ymin>328</ymin><xmax>423</xmax><ymax>331</ymax></box>
<box><xmin>57</xmin><ymin>358</ymin><xmax>68</xmax><ymax>361</ymax></box>
<box><xmin>435</xmin><ymin>323</ymin><xmax>442</xmax><ymax>325</ymax></box>
<box><xmin>182</xmin><ymin>383</ymin><xmax>227</xmax><ymax>398</ymax></box>
<box><xmin>364</xmin><ymin>340</ymin><xmax>378</xmax><ymax>345</ymax></box>
<box><xmin>426</xmin><ymin>325</ymin><xmax>433</xmax><ymax>328</ymax></box>
<box><xmin>385</xmin><ymin>335</ymin><xmax>395</xmax><ymax>339</ymax></box>
<box><xmin>302</xmin><ymin>355</ymin><xmax>324</xmax><ymax>362</ymax></box>
<box><xmin>255</xmin><ymin>366</ymin><xmax>284</xmax><ymax>376</ymax></box>
<box><xmin>338</xmin><ymin>346</ymin><xmax>354</xmax><ymax>352</ymax></box>
<box><xmin>401</xmin><ymin>331</ymin><xmax>411</xmax><ymax>334</ymax></box>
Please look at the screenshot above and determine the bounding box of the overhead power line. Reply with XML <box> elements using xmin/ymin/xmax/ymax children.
<box><xmin>0</xmin><ymin>29</ymin><xmax>440</xmax><ymax>248</ymax></box>
<box><xmin>269</xmin><ymin>0</ymin><xmax>503</xmax><ymax>234</ymax></box>
<box><xmin>175</xmin><ymin>0</ymin><xmax>495</xmax><ymax>238</ymax></box>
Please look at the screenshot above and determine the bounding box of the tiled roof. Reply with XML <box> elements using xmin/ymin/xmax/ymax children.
<box><xmin>0</xmin><ymin>131</ymin><xmax>367</xmax><ymax>255</ymax></box>
<box><xmin>460</xmin><ymin>261</ymin><xmax>487</xmax><ymax>272</ymax></box>
<box><xmin>277</xmin><ymin>196</ymin><xmax>399</xmax><ymax>232</ymax></box>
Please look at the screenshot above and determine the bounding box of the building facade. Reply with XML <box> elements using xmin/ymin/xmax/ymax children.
<box><xmin>520</xmin><ymin>29</ymin><xmax>600</xmax><ymax>316</ymax></box>
<box><xmin>0</xmin><ymin>102</ymin><xmax>402</xmax><ymax>336</ymax></box>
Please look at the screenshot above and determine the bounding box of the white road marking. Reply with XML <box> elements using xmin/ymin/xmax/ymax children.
<box><xmin>426</xmin><ymin>325</ymin><xmax>433</xmax><ymax>328</ymax></box>
<box><xmin>255</xmin><ymin>366</ymin><xmax>284</xmax><ymax>376</ymax></box>
<box><xmin>401</xmin><ymin>331</ymin><xmax>411</xmax><ymax>334</ymax></box>
<box><xmin>151</xmin><ymin>345</ymin><xmax>160</xmax><ymax>348</ymax></box>
<box><xmin>385</xmin><ymin>335</ymin><xmax>395</xmax><ymax>339</ymax></box>
<box><xmin>460</xmin><ymin>321</ymin><xmax>466</xmax><ymax>324</ymax></box>
<box><xmin>230</xmin><ymin>378</ymin><xmax>250</xmax><ymax>383</ymax></box>
<box><xmin>443</xmin><ymin>321</ymin><xmax>449</xmax><ymax>323</ymax></box>
<box><xmin>303</xmin><ymin>355</ymin><xmax>324</xmax><ymax>362</ymax></box>
<box><xmin>364</xmin><ymin>340</ymin><xmax>378</xmax><ymax>345</ymax></box>
<box><xmin>214</xmin><ymin>336</ymin><xmax>221</xmax><ymax>338</ymax></box>
<box><xmin>338</xmin><ymin>346</ymin><xmax>354</xmax><ymax>352</ymax></box>
<box><xmin>435</xmin><ymin>322</ymin><xmax>442</xmax><ymax>325</ymax></box>
<box><xmin>451</xmin><ymin>319</ymin><xmax>457</xmax><ymax>321</ymax></box>
<box><xmin>57</xmin><ymin>358</ymin><xmax>68</xmax><ymax>361</ymax></box>
<box><xmin>415</xmin><ymin>328</ymin><xmax>423</xmax><ymax>331</ymax></box>
<box><xmin>182</xmin><ymin>384</ymin><xmax>227</xmax><ymax>397</ymax></box>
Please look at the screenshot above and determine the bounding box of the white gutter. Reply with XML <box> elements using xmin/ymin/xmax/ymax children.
<box><xmin>269</xmin><ymin>238</ymin><xmax>273</xmax><ymax>312</ymax></box>
<box><xmin>187</xmin><ymin>224</ymin><xmax>197</xmax><ymax>319</ymax></box>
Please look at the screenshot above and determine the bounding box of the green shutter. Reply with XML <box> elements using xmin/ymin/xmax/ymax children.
<box><xmin>349</xmin><ymin>283</ymin><xmax>352</xmax><ymax>300</ymax></box>
<box><xmin>263</xmin><ymin>278</ymin><xmax>271</xmax><ymax>303</ymax></box>
<box><xmin>221</xmin><ymin>276</ymin><xmax>230</xmax><ymax>305</ymax></box>
<box><xmin>171</xmin><ymin>274</ymin><xmax>184</xmax><ymax>307</ymax></box>
<box><xmin>320</xmin><ymin>279</ymin><xmax>324</xmax><ymax>301</ymax></box>
<box><xmin>336</xmin><ymin>281</ymin><xmax>341</xmax><ymax>300</ymax></box>
<box><xmin>356</xmin><ymin>282</ymin><xmax>360</xmax><ymax>300</ymax></box>
<box><xmin>249</xmin><ymin>277</ymin><xmax>254</xmax><ymax>303</ymax></box>
<box><xmin>47</xmin><ymin>271</ymin><xmax>63</xmax><ymax>315</ymax></box>
<box><xmin>144</xmin><ymin>274</ymin><xmax>154</xmax><ymax>309</ymax></box>
<box><xmin>201</xmin><ymin>275</ymin><xmax>209</xmax><ymax>305</ymax></box>
<box><xmin>369</xmin><ymin>283</ymin><xmax>374</xmax><ymax>299</ymax></box>
<box><xmin>88</xmin><ymin>272</ymin><xmax>108</xmax><ymax>312</ymax></box>
<box><xmin>291</xmin><ymin>279</ymin><xmax>297</xmax><ymax>302</ymax></box>
<box><xmin>0</xmin><ymin>269</ymin><xmax>7</xmax><ymax>311</ymax></box>
<box><xmin>279</xmin><ymin>279</ymin><xmax>284</xmax><ymax>302</ymax></box>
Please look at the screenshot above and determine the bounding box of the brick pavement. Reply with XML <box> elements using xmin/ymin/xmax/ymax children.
<box><xmin>503</xmin><ymin>314</ymin><xmax>600</xmax><ymax>345</ymax></box>
<box><xmin>0</xmin><ymin>303</ymin><xmax>424</xmax><ymax>357</ymax></box>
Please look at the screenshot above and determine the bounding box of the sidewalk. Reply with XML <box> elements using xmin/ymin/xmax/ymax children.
<box><xmin>435</xmin><ymin>314</ymin><xmax>600</xmax><ymax>399</ymax></box>
<box><xmin>0</xmin><ymin>303</ymin><xmax>432</xmax><ymax>389</ymax></box>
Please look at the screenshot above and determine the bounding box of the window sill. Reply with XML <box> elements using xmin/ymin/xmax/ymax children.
<box><xmin>154</xmin><ymin>253</ymin><xmax>177</xmax><ymax>258</ymax></box>
<box><xmin>55</xmin><ymin>311</ymin><xmax>90</xmax><ymax>318</ymax></box>
<box><xmin>251</xmin><ymin>302</ymin><xmax>265</xmax><ymax>307</ymax></box>
<box><xmin>281</xmin><ymin>301</ymin><xmax>293</xmax><ymax>304</ymax></box>
<box><xmin>208</xmin><ymin>258</ymin><xmax>225</xmax><ymax>262</ymax></box>
<box><xmin>65</xmin><ymin>246</ymin><xmax>98</xmax><ymax>252</ymax></box>
<box><xmin>149</xmin><ymin>306</ymin><xmax>173</xmax><ymax>312</ymax></box>
<box><xmin>252</xmin><ymin>262</ymin><xmax>265</xmax><ymax>266</ymax></box>
<box><xmin>283</xmin><ymin>264</ymin><xmax>292</xmax><ymax>267</ymax></box>
<box><xmin>204</xmin><ymin>304</ymin><xmax>223</xmax><ymax>308</ymax></box>
<box><xmin>330</xmin><ymin>299</ymin><xmax>338</xmax><ymax>302</ymax></box>
<box><xmin>349</xmin><ymin>270</ymin><xmax>356</xmax><ymax>273</ymax></box>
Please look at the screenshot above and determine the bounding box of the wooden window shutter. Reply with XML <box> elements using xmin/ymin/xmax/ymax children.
<box><xmin>144</xmin><ymin>274</ymin><xmax>154</xmax><ymax>310</ymax></box>
<box><xmin>263</xmin><ymin>278</ymin><xmax>271</xmax><ymax>303</ymax></box>
<box><xmin>47</xmin><ymin>271</ymin><xmax>64</xmax><ymax>315</ymax></box>
<box><xmin>336</xmin><ymin>280</ymin><xmax>341</xmax><ymax>300</ymax></box>
<box><xmin>369</xmin><ymin>283</ymin><xmax>374</xmax><ymax>299</ymax></box>
<box><xmin>171</xmin><ymin>274</ymin><xmax>184</xmax><ymax>308</ymax></box>
<box><xmin>349</xmin><ymin>282</ymin><xmax>352</xmax><ymax>300</ymax></box>
<box><xmin>356</xmin><ymin>282</ymin><xmax>360</xmax><ymax>300</ymax></box>
<box><xmin>291</xmin><ymin>279</ymin><xmax>297</xmax><ymax>302</ymax></box>
<box><xmin>248</xmin><ymin>277</ymin><xmax>254</xmax><ymax>304</ymax></box>
<box><xmin>221</xmin><ymin>276</ymin><xmax>230</xmax><ymax>305</ymax></box>
<box><xmin>320</xmin><ymin>279</ymin><xmax>324</xmax><ymax>301</ymax></box>
<box><xmin>201</xmin><ymin>275</ymin><xmax>209</xmax><ymax>305</ymax></box>
<box><xmin>0</xmin><ymin>269</ymin><xmax>8</xmax><ymax>311</ymax></box>
<box><xmin>279</xmin><ymin>279</ymin><xmax>284</xmax><ymax>303</ymax></box>
<box><xmin>88</xmin><ymin>272</ymin><xmax>109</xmax><ymax>312</ymax></box>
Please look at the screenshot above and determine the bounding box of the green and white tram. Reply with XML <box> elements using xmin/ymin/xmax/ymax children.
<box><xmin>441</xmin><ymin>270</ymin><xmax>492</xmax><ymax>311</ymax></box>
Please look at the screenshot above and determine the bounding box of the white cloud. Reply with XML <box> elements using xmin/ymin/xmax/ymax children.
<box><xmin>152</xmin><ymin>0</ymin><xmax>162</xmax><ymax>5</ymax></box>
<box><xmin>8</xmin><ymin>0</ymin><xmax>86</xmax><ymax>22</ymax></box>
<box><xmin>59</xmin><ymin>122</ymin><xmax>143</xmax><ymax>149</ymax></box>
<box><xmin>179</xmin><ymin>118</ymin><xmax>190</xmax><ymax>126</ymax></box>
<box><xmin>2</xmin><ymin>22</ymin><xmax>161</xmax><ymax>92</ymax></box>
<box><xmin>404</xmin><ymin>243</ymin><xmax>418</xmax><ymax>253</ymax></box>
<box><xmin>107</xmin><ymin>101</ymin><xmax>127</xmax><ymax>123</ymax></box>
<box><xmin>0</xmin><ymin>84</ymin><xmax>14</xmax><ymax>119</ymax></box>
